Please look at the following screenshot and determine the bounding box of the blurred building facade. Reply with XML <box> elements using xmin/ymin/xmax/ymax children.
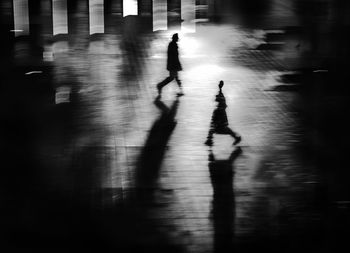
<box><xmin>1</xmin><ymin>0</ymin><xmax>350</xmax><ymax>79</ymax></box>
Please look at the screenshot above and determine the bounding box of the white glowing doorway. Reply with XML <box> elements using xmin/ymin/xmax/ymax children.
<box><xmin>123</xmin><ymin>0</ymin><xmax>138</xmax><ymax>17</ymax></box>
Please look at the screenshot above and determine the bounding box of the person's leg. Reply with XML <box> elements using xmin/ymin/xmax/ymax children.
<box><xmin>205</xmin><ymin>129</ymin><xmax>214</xmax><ymax>146</ymax></box>
<box><xmin>157</xmin><ymin>72</ymin><xmax>175</xmax><ymax>95</ymax></box>
<box><xmin>172</xmin><ymin>71</ymin><xmax>184</xmax><ymax>94</ymax></box>
<box><xmin>224</xmin><ymin>127</ymin><xmax>241</xmax><ymax>145</ymax></box>
<box><xmin>158</xmin><ymin>76</ymin><xmax>173</xmax><ymax>89</ymax></box>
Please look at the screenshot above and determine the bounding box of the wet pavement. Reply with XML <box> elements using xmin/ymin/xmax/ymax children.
<box><xmin>1</xmin><ymin>0</ymin><xmax>350</xmax><ymax>252</ymax></box>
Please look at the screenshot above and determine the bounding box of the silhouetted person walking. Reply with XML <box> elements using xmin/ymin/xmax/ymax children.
<box><xmin>157</xmin><ymin>33</ymin><xmax>184</xmax><ymax>97</ymax></box>
<box><xmin>205</xmin><ymin>81</ymin><xmax>241</xmax><ymax>146</ymax></box>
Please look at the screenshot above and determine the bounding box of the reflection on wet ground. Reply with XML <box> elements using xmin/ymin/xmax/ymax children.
<box><xmin>1</xmin><ymin>0</ymin><xmax>350</xmax><ymax>252</ymax></box>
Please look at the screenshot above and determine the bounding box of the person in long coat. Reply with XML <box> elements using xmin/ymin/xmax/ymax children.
<box><xmin>157</xmin><ymin>33</ymin><xmax>184</xmax><ymax>97</ymax></box>
<box><xmin>205</xmin><ymin>81</ymin><xmax>241</xmax><ymax>146</ymax></box>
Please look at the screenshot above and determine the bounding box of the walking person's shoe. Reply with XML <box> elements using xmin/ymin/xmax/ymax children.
<box><xmin>177</xmin><ymin>91</ymin><xmax>184</xmax><ymax>97</ymax></box>
<box><xmin>177</xmin><ymin>87</ymin><xmax>184</xmax><ymax>96</ymax></box>
<box><xmin>233</xmin><ymin>136</ymin><xmax>241</xmax><ymax>145</ymax></box>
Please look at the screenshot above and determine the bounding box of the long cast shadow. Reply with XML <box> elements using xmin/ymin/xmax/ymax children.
<box><xmin>110</xmin><ymin>96</ymin><xmax>182</xmax><ymax>252</ymax></box>
<box><xmin>135</xmin><ymin>97</ymin><xmax>179</xmax><ymax>189</ymax></box>
<box><xmin>209</xmin><ymin>147</ymin><xmax>242</xmax><ymax>253</ymax></box>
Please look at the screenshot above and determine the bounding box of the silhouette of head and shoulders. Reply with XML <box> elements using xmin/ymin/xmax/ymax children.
<box><xmin>216</xmin><ymin>80</ymin><xmax>226</xmax><ymax>106</ymax></box>
<box><xmin>168</xmin><ymin>33</ymin><xmax>179</xmax><ymax>50</ymax></box>
<box><xmin>171</xmin><ymin>33</ymin><xmax>179</xmax><ymax>43</ymax></box>
<box><xmin>167</xmin><ymin>33</ymin><xmax>182</xmax><ymax>72</ymax></box>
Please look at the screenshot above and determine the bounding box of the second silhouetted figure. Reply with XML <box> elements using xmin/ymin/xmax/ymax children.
<box><xmin>157</xmin><ymin>33</ymin><xmax>184</xmax><ymax>97</ymax></box>
<box><xmin>205</xmin><ymin>81</ymin><xmax>241</xmax><ymax>147</ymax></box>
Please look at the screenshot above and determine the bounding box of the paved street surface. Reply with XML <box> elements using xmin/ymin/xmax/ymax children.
<box><xmin>1</xmin><ymin>0</ymin><xmax>350</xmax><ymax>252</ymax></box>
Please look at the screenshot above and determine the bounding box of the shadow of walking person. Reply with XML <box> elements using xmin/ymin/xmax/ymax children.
<box><xmin>205</xmin><ymin>81</ymin><xmax>241</xmax><ymax>147</ymax></box>
<box><xmin>86</xmin><ymin>97</ymin><xmax>182</xmax><ymax>253</ymax></box>
<box><xmin>209</xmin><ymin>147</ymin><xmax>242</xmax><ymax>253</ymax></box>
<box><xmin>135</xmin><ymin>96</ymin><xmax>180</xmax><ymax>190</ymax></box>
<box><xmin>115</xmin><ymin>96</ymin><xmax>184</xmax><ymax>252</ymax></box>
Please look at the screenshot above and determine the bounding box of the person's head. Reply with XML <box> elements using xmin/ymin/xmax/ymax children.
<box><xmin>172</xmin><ymin>33</ymin><xmax>179</xmax><ymax>42</ymax></box>
<box><xmin>219</xmin><ymin>80</ymin><xmax>224</xmax><ymax>89</ymax></box>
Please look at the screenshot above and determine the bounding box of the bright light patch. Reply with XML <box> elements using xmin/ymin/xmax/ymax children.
<box><xmin>178</xmin><ymin>35</ymin><xmax>201</xmax><ymax>57</ymax></box>
<box><xmin>13</xmin><ymin>0</ymin><xmax>29</xmax><ymax>37</ymax></box>
<box><xmin>55</xmin><ymin>86</ymin><xmax>71</xmax><ymax>104</ymax></box>
<box><xmin>89</xmin><ymin>0</ymin><xmax>104</xmax><ymax>34</ymax></box>
<box><xmin>25</xmin><ymin>71</ymin><xmax>43</xmax><ymax>75</ymax></box>
<box><xmin>43</xmin><ymin>44</ymin><xmax>54</xmax><ymax>62</ymax></box>
<box><xmin>52</xmin><ymin>0</ymin><xmax>68</xmax><ymax>35</ymax></box>
<box><xmin>189</xmin><ymin>64</ymin><xmax>225</xmax><ymax>76</ymax></box>
<box><xmin>123</xmin><ymin>0</ymin><xmax>138</xmax><ymax>17</ymax></box>
<box><xmin>153</xmin><ymin>0</ymin><xmax>167</xmax><ymax>31</ymax></box>
<box><xmin>181</xmin><ymin>0</ymin><xmax>196</xmax><ymax>33</ymax></box>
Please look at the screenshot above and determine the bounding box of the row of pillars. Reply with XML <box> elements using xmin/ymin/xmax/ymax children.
<box><xmin>7</xmin><ymin>0</ymin><xmax>211</xmax><ymax>37</ymax></box>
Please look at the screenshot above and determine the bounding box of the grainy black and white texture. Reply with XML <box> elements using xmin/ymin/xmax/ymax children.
<box><xmin>1</xmin><ymin>0</ymin><xmax>350</xmax><ymax>252</ymax></box>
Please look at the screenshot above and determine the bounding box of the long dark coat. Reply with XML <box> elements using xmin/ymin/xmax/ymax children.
<box><xmin>167</xmin><ymin>41</ymin><xmax>182</xmax><ymax>71</ymax></box>
<box><xmin>211</xmin><ymin>91</ymin><xmax>229</xmax><ymax>130</ymax></box>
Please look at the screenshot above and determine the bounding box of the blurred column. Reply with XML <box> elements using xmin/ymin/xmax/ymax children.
<box><xmin>123</xmin><ymin>0</ymin><xmax>138</xmax><ymax>17</ymax></box>
<box><xmin>52</xmin><ymin>0</ymin><xmax>68</xmax><ymax>35</ymax></box>
<box><xmin>181</xmin><ymin>0</ymin><xmax>195</xmax><ymax>33</ymax></box>
<box><xmin>13</xmin><ymin>0</ymin><xmax>30</xmax><ymax>37</ymax></box>
<box><xmin>153</xmin><ymin>0</ymin><xmax>167</xmax><ymax>31</ymax></box>
<box><xmin>89</xmin><ymin>0</ymin><xmax>104</xmax><ymax>34</ymax></box>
